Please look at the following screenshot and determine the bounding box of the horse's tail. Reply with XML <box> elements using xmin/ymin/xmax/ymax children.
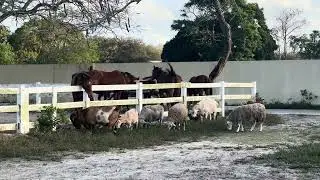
<box><xmin>167</xmin><ymin>63</ymin><xmax>177</xmax><ymax>76</ymax></box>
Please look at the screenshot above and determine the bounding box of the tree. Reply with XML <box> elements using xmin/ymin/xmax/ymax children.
<box><xmin>161</xmin><ymin>0</ymin><xmax>277</xmax><ymax>62</ymax></box>
<box><xmin>93</xmin><ymin>37</ymin><xmax>161</xmax><ymax>63</ymax></box>
<box><xmin>0</xmin><ymin>0</ymin><xmax>142</xmax><ymax>34</ymax></box>
<box><xmin>0</xmin><ymin>25</ymin><xmax>15</xmax><ymax>64</ymax></box>
<box><xmin>9</xmin><ymin>18</ymin><xmax>99</xmax><ymax>64</ymax></box>
<box><xmin>274</xmin><ymin>8</ymin><xmax>307</xmax><ymax>60</ymax></box>
<box><xmin>290</xmin><ymin>30</ymin><xmax>320</xmax><ymax>59</ymax></box>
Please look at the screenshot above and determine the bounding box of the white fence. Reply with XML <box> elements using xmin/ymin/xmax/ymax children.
<box><xmin>0</xmin><ymin>81</ymin><xmax>256</xmax><ymax>134</ymax></box>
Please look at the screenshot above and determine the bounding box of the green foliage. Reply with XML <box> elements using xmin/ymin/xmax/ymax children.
<box><xmin>93</xmin><ymin>37</ymin><xmax>161</xmax><ymax>63</ymax></box>
<box><xmin>162</xmin><ymin>0</ymin><xmax>277</xmax><ymax>62</ymax></box>
<box><xmin>0</xmin><ymin>42</ymin><xmax>16</xmax><ymax>64</ymax></box>
<box><xmin>0</xmin><ymin>25</ymin><xmax>10</xmax><ymax>43</ymax></box>
<box><xmin>8</xmin><ymin>18</ymin><xmax>99</xmax><ymax>64</ymax></box>
<box><xmin>35</xmin><ymin>105</ymin><xmax>69</xmax><ymax>133</ymax></box>
<box><xmin>257</xmin><ymin>143</ymin><xmax>320</xmax><ymax>169</ymax></box>
<box><xmin>0</xmin><ymin>25</ymin><xmax>16</xmax><ymax>64</ymax></box>
<box><xmin>264</xmin><ymin>89</ymin><xmax>320</xmax><ymax>109</ymax></box>
<box><xmin>290</xmin><ymin>30</ymin><xmax>320</xmax><ymax>59</ymax></box>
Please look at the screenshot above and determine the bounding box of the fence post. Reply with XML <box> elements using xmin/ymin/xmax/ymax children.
<box><xmin>181</xmin><ymin>82</ymin><xmax>188</xmax><ymax>106</ymax></box>
<box><xmin>220</xmin><ymin>81</ymin><xmax>225</xmax><ymax>117</ymax></box>
<box><xmin>83</xmin><ymin>88</ymin><xmax>90</xmax><ymax>109</ymax></box>
<box><xmin>52</xmin><ymin>87</ymin><xmax>58</xmax><ymax>131</ymax></box>
<box><xmin>17</xmin><ymin>85</ymin><xmax>30</xmax><ymax>134</ymax></box>
<box><xmin>136</xmin><ymin>82</ymin><xmax>143</xmax><ymax>113</ymax></box>
<box><xmin>251</xmin><ymin>81</ymin><xmax>257</xmax><ymax>102</ymax></box>
<box><xmin>35</xmin><ymin>82</ymin><xmax>41</xmax><ymax>112</ymax></box>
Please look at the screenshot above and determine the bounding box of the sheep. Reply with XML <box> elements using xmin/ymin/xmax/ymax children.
<box><xmin>191</xmin><ymin>98</ymin><xmax>219</xmax><ymax>122</ymax></box>
<box><xmin>166</xmin><ymin>102</ymin><xmax>189</xmax><ymax>131</ymax></box>
<box><xmin>70</xmin><ymin>106</ymin><xmax>117</xmax><ymax>130</ymax></box>
<box><xmin>116</xmin><ymin>108</ymin><xmax>139</xmax><ymax>130</ymax></box>
<box><xmin>225</xmin><ymin>103</ymin><xmax>266</xmax><ymax>133</ymax></box>
<box><xmin>138</xmin><ymin>104</ymin><xmax>165</xmax><ymax>126</ymax></box>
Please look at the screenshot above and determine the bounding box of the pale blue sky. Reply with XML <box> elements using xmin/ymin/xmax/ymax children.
<box><xmin>3</xmin><ymin>0</ymin><xmax>320</xmax><ymax>46</ymax></box>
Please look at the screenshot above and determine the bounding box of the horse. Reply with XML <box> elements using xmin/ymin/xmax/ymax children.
<box><xmin>144</xmin><ymin>62</ymin><xmax>182</xmax><ymax>98</ymax></box>
<box><xmin>73</xmin><ymin>68</ymin><xmax>127</xmax><ymax>101</ymax></box>
<box><xmin>188</xmin><ymin>75</ymin><xmax>212</xmax><ymax>96</ymax></box>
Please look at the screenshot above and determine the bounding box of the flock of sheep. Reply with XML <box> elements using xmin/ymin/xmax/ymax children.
<box><xmin>69</xmin><ymin>97</ymin><xmax>267</xmax><ymax>133</ymax></box>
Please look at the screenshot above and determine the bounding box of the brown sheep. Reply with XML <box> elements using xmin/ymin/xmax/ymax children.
<box><xmin>70</xmin><ymin>106</ymin><xmax>118</xmax><ymax>130</ymax></box>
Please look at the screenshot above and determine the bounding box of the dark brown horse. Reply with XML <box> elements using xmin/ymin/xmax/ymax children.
<box><xmin>73</xmin><ymin>69</ymin><xmax>127</xmax><ymax>101</ymax></box>
<box><xmin>144</xmin><ymin>63</ymin><xmax>182</xmax><ymax>98</ymax></box>
<box><xmin>188</xmin><ymin>75</ymin><xmax>212</xmax><ymax>96</ymax></box>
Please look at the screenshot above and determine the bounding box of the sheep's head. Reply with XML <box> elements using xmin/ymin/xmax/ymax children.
<box><xmin>225</xmin><ymin>114</ymin><xmax>233</xmax><ymax>130</ymax></box>
<box><xmin>191</xmin><ymin>105</ymin><xmax>200</xmax><ymax>118</ymax></box>
<box><xmin>226</xmin><ymin>120</ymin><xmax>233</xmax><ymax>130</ymax></box>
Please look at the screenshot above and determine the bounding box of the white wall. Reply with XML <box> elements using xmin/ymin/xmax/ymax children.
<box><xmin>0</xmin><ymin>60</ymin><xmax>319</xmax><ymax>104</ymax></box>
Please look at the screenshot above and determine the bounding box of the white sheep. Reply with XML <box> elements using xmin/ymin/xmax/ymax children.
<box><xmin>225</xmin><ymin>103</ymin><xmax>266</xmax><ymax>133</ymax></box>
<box><xmin>138</xmin><ymin>104</ymin><xmax>164</xmax><ymax>125</ymax></box>
<box><xmin>116</xmin><ymin>108</ymin><xmax>139</xmax><ymax>130</ymax></box>
<box><xmin>191</xmin><ymin>98</ymin><xmax>219</xmax><ymax>122</ymax></box>
<box><xmin>166</xmin><ymin>103</ymin><xmax>189</xmax><ymax>131</ymax></box>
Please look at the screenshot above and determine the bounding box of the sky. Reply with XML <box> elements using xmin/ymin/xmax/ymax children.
<box><xmin>2</xmin><ymin>0</ymin><xmax>320</xmax><ymax>46</ymax></box>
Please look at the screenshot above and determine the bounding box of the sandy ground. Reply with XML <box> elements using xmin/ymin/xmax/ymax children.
<box><xmin>1</xmin><ymin>114</ymin><xmax>320</xmax><ymax>179</ymax></box>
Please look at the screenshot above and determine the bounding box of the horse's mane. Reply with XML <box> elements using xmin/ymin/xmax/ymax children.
<box><xmin>122</xmin><ymin>72</ymin><xmax>137</xmax><ymax>79</ymax></box>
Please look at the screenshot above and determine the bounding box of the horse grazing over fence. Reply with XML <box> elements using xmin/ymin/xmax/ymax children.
<box><xmin>144</xmin><ymin>63</ymin><xmax>182</xmax><ymax>98</ymax></box>
<box><xmin>188</xmin><ymin>75</ymin><xmax>212</xmax><ymax>96</ymax></box>
<box><xmin>72</xmin><ymin>68</ymin><xmax>127</xmax><ymax>101</ymax></box>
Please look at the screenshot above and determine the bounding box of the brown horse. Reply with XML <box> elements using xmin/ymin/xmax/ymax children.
<box><xmin>144</xmin><ymin>63</ymin><xmax>182</xmax><ymax>98</ymax></box>
<box><xmin>74</xmin><ymin>69</ymin><xmax>127</xmax><ymax>101</ymax></box>
<box><xmin>188</xmin><ymin>75</ymin><xmax>212</xmax><ymax>96</ymax></box>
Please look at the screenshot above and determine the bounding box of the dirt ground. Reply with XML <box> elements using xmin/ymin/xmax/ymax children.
<box><xmin>0</xmin><ymin>114</ymin><xmax>320</xmax><ymax>179</ymax></box>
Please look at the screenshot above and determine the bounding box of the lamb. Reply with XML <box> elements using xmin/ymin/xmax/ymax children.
<box><xmin>70</xmin><ymin>106</ymin><xmax>117</xmax><ymax>130</ymax></box>
<box><xmin>116</xmin><ymin>108</ymin><xmax>139</xmax><ymax>130</ymax></box>
<box><xmin>138</xmin><ymin>104</ymin><xmax>165</xmax><ymax>125</ymax></box>
<box><xmin>225</xmin><ymin>103</ymin><xmax>266</xmax><ymax>133</ymax></box>
<box><xmin>166</xmin><ymin>102</ymin><xmax>189</xmax><ymax>131</ymax></box>
<box><xmin>191</xmin><ymin>98</ymin><xmax>219</xmax><ymax>122</ymax></box>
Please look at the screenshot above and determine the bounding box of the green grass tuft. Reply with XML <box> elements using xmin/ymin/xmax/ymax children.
<box><xmin>256</xmin><ymin>143</ymin><xmax>320</xmax><ymax>170</ymax></box>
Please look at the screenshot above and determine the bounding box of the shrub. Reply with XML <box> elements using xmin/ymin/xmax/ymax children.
<box><xmin>34</xmin><ymin>105</ymin><xmax>69</xmax><ymax>133</ymax></box>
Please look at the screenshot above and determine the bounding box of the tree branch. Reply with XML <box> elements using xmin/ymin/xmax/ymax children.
<box><xmin>209</xmin><ymin>0</ymin><xmax>232</xmax><ymax>81</ymax></box>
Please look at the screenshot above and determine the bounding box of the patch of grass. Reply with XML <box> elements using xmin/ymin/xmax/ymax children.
<box><xmin>264</xmin><ymin>114</ymin><xmax>285</xmax><ymax>126</ymax></box>
<box><xmin>0</xmin><ymin>119</ymin><xmax>228</xmax><ymax>161</ymax></box>
<box><xmin>256</xmin><ymin>143</ymin><xmax>320</xmax><ymax>170</ymax></box>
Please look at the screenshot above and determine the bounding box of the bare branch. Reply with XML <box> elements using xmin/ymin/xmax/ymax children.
<box><xmin>0</xmin><ymin>0</ymin><xmax>142</xmax><ymax>34</ymax></box>
<box><xmin>274</xmin><ymin>8</ymin><xmax>307</xmax><ymax>59</ymax></box>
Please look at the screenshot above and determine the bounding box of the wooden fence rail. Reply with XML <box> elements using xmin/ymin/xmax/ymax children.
<box><xmin>0</xmin><ymin>81</ymin><xmax>256</xmax><ymax>134</ymax></box>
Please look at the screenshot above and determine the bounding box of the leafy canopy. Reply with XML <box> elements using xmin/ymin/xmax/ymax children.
<box><xmin>161</xmin><ymin>0</ymin><xmax>277</xmax><ymax>62</ymax></box>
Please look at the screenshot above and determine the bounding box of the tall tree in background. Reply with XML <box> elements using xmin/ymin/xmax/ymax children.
<box><xmin>0</xmin><ymin>25</ymin><xmax>15</xmax><ymax>64</ymax></box>
<box><xmin>274</xmin><ymin>8</ymin><xmax>306</xmax><ymax>60</ymax></box>
<box><xmin>8</xmin><ymin>19</ymin><xmax>99</xmax><ymax>64</ymax></box>
<box><xmin>92</xmin><ymin>37</ymin><xmax>162</xmax><ymax>63</ymax></box>
<box><xmin>162</xmin><ymin>0</ymin><xmax>276</xmax><ymax>62</ymax></box>
<box><xmin>0</xmin><ymin>0</ymin><xmax>142</xmax><ymax>34</ymax></box>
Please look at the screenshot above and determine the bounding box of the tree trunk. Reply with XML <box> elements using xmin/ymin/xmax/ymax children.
<box><xmin>208</xmin><ymin>0</ymin><xmax>233</xmax><ymax>82</ymax></box>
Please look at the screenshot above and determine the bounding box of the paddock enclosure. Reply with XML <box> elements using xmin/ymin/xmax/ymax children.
<box><xmin>0</xmin><ymin>81</ymin><xmax>256</xmax><ymax>134</ymax></box>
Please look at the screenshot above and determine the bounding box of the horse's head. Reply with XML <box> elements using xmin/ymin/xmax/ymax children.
<box><xmin>151</xmin><ymin>65</ymin><xmax>166</xmax><ymax>80</ymax></box>
<box><xmin>73</xmin><ymin>72</ymin><xmax>94</xmax><ymax>101</ymax></box>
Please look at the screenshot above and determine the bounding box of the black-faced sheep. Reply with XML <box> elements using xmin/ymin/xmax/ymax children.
<box><xmin>191</xmin><ymin>98</ymin><xmax>219</xmax><ymax>122</ymax></box>
<box><xmin>166</xmin><ymin>102</ymin><xmax>189</xmax><ymax>131</ymax></box>
<box><xmin>225</xmin><ymin>103</ymin><xmax>266</xmax><ymax>133</ymax></box>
